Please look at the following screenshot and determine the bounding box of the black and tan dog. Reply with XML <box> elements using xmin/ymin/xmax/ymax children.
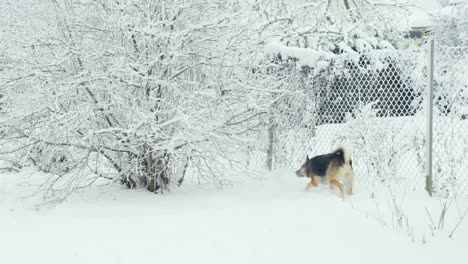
<box><xmin>295</xmin><ymin>146</ymin><xmax>354</xmax><ymax>195</ymax></box>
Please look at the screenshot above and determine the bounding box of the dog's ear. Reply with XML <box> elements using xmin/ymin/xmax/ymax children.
<box><xmin>306</xmin><ymin>155</ymin><xmax>309</xmax><ymax>161</ymax></box>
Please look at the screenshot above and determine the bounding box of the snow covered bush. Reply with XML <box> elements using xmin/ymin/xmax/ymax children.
<box><xmin>431</xmin><ymin>1</ymin><xmax>468</xmax><ymax>46</ymax></box>
<box><xmin>0</xmin><ymin>0</ymin><xmax>287</xmax><ymax>199</ymax></box>
<box><xmin>257</xmin><ymin>0</ymin><xmax>410</xmax><ymax>53</ymax></box>
<box><xmin>335</xmin><ymin>102</ymin><xmax>425</xmax><ymax>186</ymax></box>
<box><xmin>429</xmin><ymin>3</ymin><xmax>468</xmax><ymax>197</ymax></box>
<box><xmin>256</xmin><ymin>0</ymin><xmax>414</xmax><ymax>120</ymax></box>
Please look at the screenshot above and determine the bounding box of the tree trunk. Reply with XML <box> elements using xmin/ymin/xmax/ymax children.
<box><xmin>146</xmin><ymin>152</ymin><xmax>170</xmax><ymax>193</ymax></box>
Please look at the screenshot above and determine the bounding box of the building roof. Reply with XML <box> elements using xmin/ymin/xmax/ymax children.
<box><xmin>407</xmin><ymin>0</ymin><xmax>441</xmax><ymax>28</ymax></box>
<box><xmin>406</xmin><ymin>0</ymin><xmax>468</xmax><ymax>27</ymax></box>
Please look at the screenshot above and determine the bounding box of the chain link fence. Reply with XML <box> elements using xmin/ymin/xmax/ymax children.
<box><xmin>249</xmin><ymin>41</ymin><xmax>468</xmax><ymax>197</ymax></box>
<box><xmin>432</xmin><ymin>44</ymin><xmax>468</xmax><ymax>197</ymax></box>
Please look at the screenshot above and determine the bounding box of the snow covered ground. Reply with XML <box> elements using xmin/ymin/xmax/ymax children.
<box><xmin>1</xmin><ymin>169</ymin><xmax>468</xmax><ymax>264</ymax></box>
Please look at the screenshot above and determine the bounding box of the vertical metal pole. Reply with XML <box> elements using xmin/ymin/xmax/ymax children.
<box><xmin>426</xmin><ymin>39</ymin><xmax>434</xmax><ymax>196</ymax></box>
<box><xmin>266</xmin><ymin>115</ymin><xmax>274</xmax><ymax>171</ymax></box>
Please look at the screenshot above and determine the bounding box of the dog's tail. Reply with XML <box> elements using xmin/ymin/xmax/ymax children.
<box><xmin>332</xmin><ymin>145</ymin><xmax>352</xmax><ymax>165</ymax></box>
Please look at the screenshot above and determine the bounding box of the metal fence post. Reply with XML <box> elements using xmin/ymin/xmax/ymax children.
<box><xmin>266</xmin><ymin>114</ymin><xmax>274</xmax><ymax>171</ymax></box>
<box><xmin>426</xmin><ymin>39</ymin><xmax>434</xmax><ymax>196</ymax></box>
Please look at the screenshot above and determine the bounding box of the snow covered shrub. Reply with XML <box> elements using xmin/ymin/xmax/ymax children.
<box><xmin>429</xmin><ymin>8</ymin><xmax>468</xmax><ymax>197</ymax></box>
<box><xmin>263</xmin><ymin>45</ymin><xmax>426</xmax><ymax>172</ymax></box>
<box><xmin>431</xmin><ymin>1</ymin><xmax>468</xmax><ymax>46</ymax></box>
<box><xmin>258</xmin><ymin>0</ymin><xmax>416</xmax><ymax>132</ymax></box>
<box><xmin>0</xmin><ymin>0</ymin><xmax>284</xmax><ymax>199</ymax></box>
<box><xmin>431</xmin><ymin>49</ymin><xmax>468</xmax><ymax>197</ymax></box>
<box><xmin>27</xmin><ymin>144</ymin><xmax>73</xmax><ymax>175</ymax></box>
<box><xmin>432</xmin><ymin>117</ymin><xmax>468</xmax><ymax>198</ymax></box>
<box><xmin>258</xmin><ymin>0</ymin><xmax>410</xmax><ymax>53</ymax></box>
<box><xmin>336</xmin><ymin>102</ymin><xmax>425</xmax><ymax>186</ymax></box>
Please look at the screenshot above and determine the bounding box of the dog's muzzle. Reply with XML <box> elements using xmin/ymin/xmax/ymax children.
<box><xmin>295</xmin><ymin>170</ymin><xmax>303</xmax><ymax>177</ymax></box>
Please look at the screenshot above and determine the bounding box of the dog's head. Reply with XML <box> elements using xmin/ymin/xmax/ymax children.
<box><xmin>295</xmin><ymin>155</ymin><xmax>310</xmax><ymax>178</ymax></box>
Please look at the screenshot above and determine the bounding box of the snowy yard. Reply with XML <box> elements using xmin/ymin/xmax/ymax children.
<box><xmin>2</xmin><ymin>169</ymin><xmax>467</xmax><ymax>264</ymax></box>
<box><xmin>2</xmin><ymin>0</ymin><xmax>468</xmax><ymax>263</ymax></box>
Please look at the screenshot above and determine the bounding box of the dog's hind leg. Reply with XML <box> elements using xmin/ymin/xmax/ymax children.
<box><xmin>329</xmin><ymin>178</ymin><xmax>344</xmax><ymax>196</ymax></box>
<box><xmin>327</xmin><ymin>164</ymin><xmax>344</xmax><ymax>196</ymax></box>
<box><xmin>347</xmin><ymin>172</ymin><xmax>354</xmax><ymax>195</ymax></box>
<box><xmin>344</xmin><ymin>169</ymin><xmax>354</xmax><ymax>195</ymax></box>
<box><xmin>347</xmin><ymin>182</ymin><xmax>353</xmax><ymax>195</ymax></box>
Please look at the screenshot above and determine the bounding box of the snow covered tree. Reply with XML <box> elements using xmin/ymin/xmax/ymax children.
<box><xmin>255</xmin><ymin>0</ymin><xmax>409</xmax><ymax>53</ymax></box>
<box><xmin>431</xmin><ymin>1</ymin><xmax>468</xmax><ymax>46</ymax></box>
<box><xmin>0</xmin><ymin>0</ymin><xmax>288</xmax><ymax>199</ymax></box>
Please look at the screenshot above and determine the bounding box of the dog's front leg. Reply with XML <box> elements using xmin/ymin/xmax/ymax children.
<box><xmin>305</xmin><ymin>178</ymin><xmax>318</xmax><ymax>191</ymax></box>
